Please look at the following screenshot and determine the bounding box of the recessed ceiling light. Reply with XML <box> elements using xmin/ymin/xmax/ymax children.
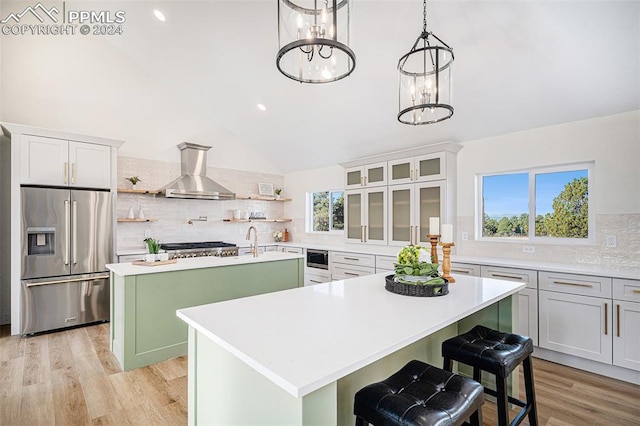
<box><xmin>153</xmin><ymin>9</ymin><xmax>166</xmax><ymax>22</ymax></box>
<box><xmin>257</xmin><ymin>103</ymin><xmax>267</xmax><ymax>111</ymax></box>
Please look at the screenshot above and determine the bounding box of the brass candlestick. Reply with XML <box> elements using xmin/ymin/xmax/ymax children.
<box><xmin>440</xmin><ymin>242</ymin><xmax>456</xmax><ymax>283</ymax></box>
<box><xmin>427</xmin><ymin>234</ymin><xmax>440</xmax><ymax>264</ymax></box>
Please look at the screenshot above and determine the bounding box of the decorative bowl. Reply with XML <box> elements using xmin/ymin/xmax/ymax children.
<box><xmin>385</xmin><ymin>274</ymin><xmax>449</xmax><ymax>297</ymax></box>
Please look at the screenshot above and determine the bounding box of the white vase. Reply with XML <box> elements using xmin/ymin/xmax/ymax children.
<box><xmin>157</xmin><ymin>252</ymin><xmax>169</xmax><ymax>261</ymax></box>
<box><xmin>137</xmin><ymin>205</ymin><xmax>145</xmax><ymax>219</ymax></box>
<box><xmin>131</xmin><ymin>183</ymin><xmax>138</xmax><ymax>190</ymax></box>
<box><xmin>144</xmin><ymin>253</ymin><xmax>157</xmax><ymax>262</ymax></box>
<box><xmin>127</xmin><ymin>206</ymin><xmax>135</xmax><ymax>219</ymax></box>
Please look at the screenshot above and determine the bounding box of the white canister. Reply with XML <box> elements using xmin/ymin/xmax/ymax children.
<box><xmin>233</xmin><ymin>209</ymin><xmax>242</xmax><ymax>220</ymax></box>
<box><xmin>157</xmin><ymin>252</ymin><xmax>169</xmax><ymax>261</ymax></box>
<box><xmin>144</xmin><ymin>253</ymin><xmax>157</xmax><ymax>262</ymax></box>
<box><xmin>242</xmin><ymin>210</ymin><xmax>250</xmax><ymax>220</ymax></box>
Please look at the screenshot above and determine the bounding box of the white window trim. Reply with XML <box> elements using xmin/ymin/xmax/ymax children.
<box><xmin>306</xmin><ymin>190</ymin><xmax>345</xmax><ymax>234</ymax></box>
<box><xmin>476</xmin><ymin>162</ymin><xmax>595</xmax><ymax>245</ymax></box>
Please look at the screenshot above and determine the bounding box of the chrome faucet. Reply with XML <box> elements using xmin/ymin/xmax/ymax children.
<box><xmin>246</xmin><ymin>226</ymin><xmax>258</xmax><ymax>257</ymax></box>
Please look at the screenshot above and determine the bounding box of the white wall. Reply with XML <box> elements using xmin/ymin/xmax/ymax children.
<box><xmin>455</xmin><ymin>111</ymin><xmax>640</xmax><ymax>267</ymax></box>
<box><xmin>283</xmin><ymin>165</ymin><xmax>345</xmax><ymax>245</ymax></box>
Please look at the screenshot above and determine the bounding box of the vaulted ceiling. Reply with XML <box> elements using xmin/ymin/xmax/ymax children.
<box><xmin>1</xmin><ymin>1</ymin><xmax>638</xmax><ymax>174</ymax></box>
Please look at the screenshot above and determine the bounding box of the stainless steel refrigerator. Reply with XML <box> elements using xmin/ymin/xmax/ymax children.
<box><xmin>20</xmin><ymin>186</ymin><xmax>113</xmax><ymax>335</ymax></box>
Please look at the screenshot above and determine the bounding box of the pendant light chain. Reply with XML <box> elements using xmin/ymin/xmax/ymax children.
<box><xmin>423</xmin><ymin>0</ymin><xmax>427</xmax><ymax>33</ymax></box>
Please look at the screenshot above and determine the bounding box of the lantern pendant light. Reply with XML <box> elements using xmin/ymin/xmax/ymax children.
<box><xmin>276</xmin><ymin>0</ymin><xmax>355</xmax><ymax>83</ymax></box>
<box><xmin>398</xmin><ymin>0</ymin><xmax>454</xmax><ymax>125</ymax></box>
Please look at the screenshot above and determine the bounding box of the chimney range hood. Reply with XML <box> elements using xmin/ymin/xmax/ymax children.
<box><xmin>160</xmin><ymin>143</ymin><xmax>235</xmax><ymax>200</ymax></box>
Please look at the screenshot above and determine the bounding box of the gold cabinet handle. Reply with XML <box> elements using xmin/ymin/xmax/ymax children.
<box><xmin>71</xmin><ymin>162</ymin><xmax>76</xmax><ymax>184</ymax></box>
<box><xmin>64</xmin><ymin>162</ymin><xmax>68</xmax><ymax>184</ymax></box>
<box><xmin>451</xmin><ymin>269</ymin><xmax>470</xmax><ymax>274</ymax></box>
<box><xmin>410</xmin><ymin>169</ymin><xmax>413</xmax><ymax>181</ymax></box>
<box><xmin>553</xmin><ymin>280</ymin><xmax>593</xmax><ymax>288</ymax></box>
<box><xmin>604</xmin><ymin>303</ymin><xmax>608</xmax><ymax>335</ymax></box>
<box><xmin>364</xmin><ymin>225</ymin><xmax>368</xmax><ymax>243</ymax></box>
<box><xmin>633</xmin><ymin>289</ymin><xmax>640</xmax><ymax>294</ymax></box>
<box><xmin>492</xmin><ymin>273</ymin><xmax>523</xmax><ymax>280</ymax></box>
<box><xmin>415</xmin><ymin>168</ymin><xmax>419</xmax><ymax>180</ymax></box>
<box><xmin>616</xmin><ymin>304</ymin><xmax>620</xmax><ymax>337</ymax></box>
<box><xmin>364</xmin><ymin>176</ymin><xmax>368</xmax><ymax>186</ymax></box>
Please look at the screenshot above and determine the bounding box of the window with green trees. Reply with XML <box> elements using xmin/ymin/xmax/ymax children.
<box><xmin>479</xmin><ymin>163</ymin><xmax>592</xmax><ymax>241</ymax></box>
<box><xmin>309</xmin><ymin>191</ymin><xmax>344</xmax><ymax>232</ymax></box>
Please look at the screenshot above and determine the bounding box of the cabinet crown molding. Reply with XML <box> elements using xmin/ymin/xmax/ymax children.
<box><xmin>1</xmin><ymin>122</ymin><xmax>124</xmax><ymax>148</ymax></box>
<box><xmin>339</xmin><ymin>141</ymin><xmax>462</xmax><ymax>169</ymax></box>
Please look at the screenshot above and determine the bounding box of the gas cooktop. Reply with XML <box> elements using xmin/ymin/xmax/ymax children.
<box><xmin>160</xmin><ymin>241</ymin><xmax>237</xmax><ymax>250</ymax></box>
<box><xmin>159</xmin><ymin>241</ymin><xmax>238</xmax><ymax>258</ymax></box>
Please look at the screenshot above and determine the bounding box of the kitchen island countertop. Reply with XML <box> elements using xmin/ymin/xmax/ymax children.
<box><xmin>107</xmin><ymin>251</ymin><xmax>303</xmax><ymax>277</ymax></box>
<box><xmin>177</xmin><ymin>273</ymin><xmax>525</xmax><ymax>399</ymax></box>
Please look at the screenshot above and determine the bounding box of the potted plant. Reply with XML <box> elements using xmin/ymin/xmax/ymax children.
<box><xmin>143</xmin><ymin>237</ymin><xmax>160</xmax><ymax>262</ymax></box>
<box><xmin>274</xmin><ymin>188</ymin><xmax>282</xmax><ymax>199</ymax></box>
<box><xmin>386</xmin><ymin>245</ymin><xmax>448</xmax><ymax>296</ymax></box>
<box><xmin>126</xmin><ymin>176</ymin><xmax>141</xmax><ymax>189</ymax></box>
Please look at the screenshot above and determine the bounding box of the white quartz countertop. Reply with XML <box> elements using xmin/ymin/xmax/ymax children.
<box><xmin>177</xmin><ymin>274</ymin><xmax>525</xmax><ymax>398</ymax></box>
<box><xmin>117</xmin><ymin>242</ymin><xmax>640</xmax><ymax>279</ymax></box>
<box><xmin>106</xmin><ymin>252</ymin><xmax>303</xmax><ymax>276</ymax></box>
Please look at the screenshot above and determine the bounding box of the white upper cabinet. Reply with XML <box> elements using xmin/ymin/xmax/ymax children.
<box><xmin>20</xmin><ymin>135</ymin><xmax>69</xmax><ymax>186</ymax></box>
<box><xmin>21</xmin><ymin>135</ymin><xmax>111</xmax><ymax>189</ymax></box>
<box><xmin>344</xmin><ymin>162</ymin><xmax>387</xmax><ymax>189</ymax></box>
<box><xmin>68</xmin><ymin>141</ymin><xmax>111</xmax><ymax>189</ymax></box>
<box><xmin>388</xmin><ymin>152</ymin><xmax>446</xmax><ymax>185</ymax></box>
<box><xmin>388</xmin><ymin>181</ymin><xmax>445</xmax><ymax>246</ymax></box>
<box><xmin>345</xmin><ymin>188</ymin><xmax>387</xmax><ymax>245</ymax></box>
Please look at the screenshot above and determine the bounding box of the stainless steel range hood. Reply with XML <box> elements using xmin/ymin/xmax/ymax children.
<box><xmin>160</xmin><ymin>143</ymin><xmax>235</xmax><ymax>200</ymax></box>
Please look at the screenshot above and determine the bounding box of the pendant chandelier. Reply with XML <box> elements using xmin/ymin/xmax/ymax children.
<box><xmin>276</xmin><ymin>0</ymin><xmax>355</xmax><ymax>83</ymax></box>
<box><xmin>398</xmin><ymin>0</ymin><xmax>454</xmax><ymax>125</ymax></box>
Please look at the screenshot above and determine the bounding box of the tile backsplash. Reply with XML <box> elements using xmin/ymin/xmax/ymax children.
<box><xmin>116</xmin><ymin>156</ymin><xmax>288</xmax><ymax>251</ymax></box>
<box><xmin>455</xmin><ymin>214</ymin><xmax>640</xmax><ymax>268</ymax></box>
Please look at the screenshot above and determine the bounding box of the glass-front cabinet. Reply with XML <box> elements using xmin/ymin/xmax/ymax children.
<box><xmin>345</xmin><ymin>162</ymin><xmax>387</xmax><ymax>189</ymax></box>
<box><xmin>388</xmin><ymin>153</ymin><xmax>446</xmax><ymax>185</ymax></box>
<box><xmin>388</xmin><ymin>182</ymin><xmax>445</xmax><ymax>246</ymax></box>
<box><xmin>345</xmin><ymin>188</ymin><xmax>387</xmax><ymax>244</ymax></box>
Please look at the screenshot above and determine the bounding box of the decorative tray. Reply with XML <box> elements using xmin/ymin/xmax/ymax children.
<box><xmin>385</xmin><ymin>274</ymin><xmax>449</xmax><ymax>297</ymax></box>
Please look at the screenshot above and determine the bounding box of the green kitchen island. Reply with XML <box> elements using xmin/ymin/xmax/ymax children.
<box><xmin>177</xmin><ymin>273</ymin><xmax>525</xmax><ymax>425</ymax></box>
<box><xmin>106</xmin><ymin>252</ymin><xmax>304</xmax><ymax>371</ymax></box>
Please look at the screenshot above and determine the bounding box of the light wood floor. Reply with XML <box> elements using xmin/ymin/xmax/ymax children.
<box><xmin>1</xmin><ymin>323</ymin><xmax>639</xmax><ymax>425</ymax></box>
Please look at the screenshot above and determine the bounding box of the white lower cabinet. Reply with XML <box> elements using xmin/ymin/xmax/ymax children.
<box><xmin>539</xmin><ymin>290</ymin><xmax>612</xmax><ymax>363</ymax></box>
<box><xmin>613</xmin><ymin>278</ymin><xmax>640</xmax><ymax>372</ymax></box>
<box><xmin>331</xmin><ymin>251</ymin><xmax>376</xmax><ymax>281</ymax></box>
<box><xmin>375</xmin><ymin>255</ymin><xmax>396</xmax><ymax>274</ymax></box>
<box><xmin>304</xmin><ymin>268</ymin><xmax>331</xmax><ymax>286</ymax></box>
<box><xmin>518</xmin><ymin>288</ymin><xmax>538</xmax><ymax>346</ymax></box>
<box><xmin>481</xmin><ymin>265</ymin><xmax>538</xmax><ymax>345</ymax></box>
<box><xmin>277</xmin><ymin>246</ymin><xmax>303</xmax><ymax>254</ymax></box>
<box><xmin>450</xmin><ymin>262</ymin><xmax>481</xmax><ymax>277</ymax></box>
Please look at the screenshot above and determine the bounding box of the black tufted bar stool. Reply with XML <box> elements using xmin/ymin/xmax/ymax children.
<box><xmin>442</xmin><ymin>325</ymin><xmax>538</xmax><ymax>426</ymax></box>
<box><xmin>354</xmin><ymin>360</ymin><xmax>484</xmax><ymax>426</ymax></box>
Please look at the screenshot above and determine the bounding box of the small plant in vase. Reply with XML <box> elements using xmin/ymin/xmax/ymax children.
<box><xmin>126</xmin><ymin>176</ymin><xmax>141</xmax><ymax>189</ymax></box>
<box><xmin>143</xmin><ymin>237</ymin><xmax>160</xmax><ymax>262</ymax></box>
<box><xmin>274</xmin><ymin>188</ymin><xmax>282</xmax><ymax>199</ymax></box>
<box><xmin>387</xmin><ymin>245</ymin><xmax>448</xmax><ymax>296</ymax></box>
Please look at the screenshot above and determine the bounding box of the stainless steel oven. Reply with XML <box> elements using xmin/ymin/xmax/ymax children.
<box><xmin>306</xmin><ymin>249</ymin><xmax>329</xmax><ymax>270</ymax></box>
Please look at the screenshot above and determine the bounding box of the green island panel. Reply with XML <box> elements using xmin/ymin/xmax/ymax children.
<box><xmin>115</xmin><ymin>258</ymin><xmax>303</xmax><ymax>370</ymax></box>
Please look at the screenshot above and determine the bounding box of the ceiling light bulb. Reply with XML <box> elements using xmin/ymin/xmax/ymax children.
<box><xmin>257</xmin><ymin>103</ymin><xmax>267</xmax><ymax>111</ymax></box>
<box><xmin>153</xmin><ymin>9</ymin><xmax>166</xmax><ymax>22</ymax></box>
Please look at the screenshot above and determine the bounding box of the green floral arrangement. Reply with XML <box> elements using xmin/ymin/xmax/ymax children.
<box><xmin>126</xmin><ymin>176</ymin><xmax>141</xmax><ymax>185</ymax></box>
<box><xmin>144</xmin><ymin>237</ymin><xmax>160</xmax><ymax>254</ymax></box>
<box><xmin>394</xmin><ymin>245</ymin><xmax>445</xmax><ymax>285</ymax></box>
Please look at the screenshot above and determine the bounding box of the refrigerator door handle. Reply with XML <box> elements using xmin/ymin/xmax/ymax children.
<box><xmin>72</xmin><ymin>200</ymin><xmax>78</xmax><ymax>264</ymax></box>
<box><xmin>64</xmin><ymin>200</ymin><xmax>70</xmax><ymax>265</ymax></box>
<box><xmin>25</xmin><ymin>274</ymin><xmax>110</xmax><ymax>287</ymax></box>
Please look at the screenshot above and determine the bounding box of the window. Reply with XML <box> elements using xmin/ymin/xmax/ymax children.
<box><xmin>478</xmin><ymin>163</ymin><xmax>593</xmax><ymax>242</ymax></box>
<box><xmin>308</xmin><ymin>191</ymin><xmax>344</xmax><ymax>232</ymax></box>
